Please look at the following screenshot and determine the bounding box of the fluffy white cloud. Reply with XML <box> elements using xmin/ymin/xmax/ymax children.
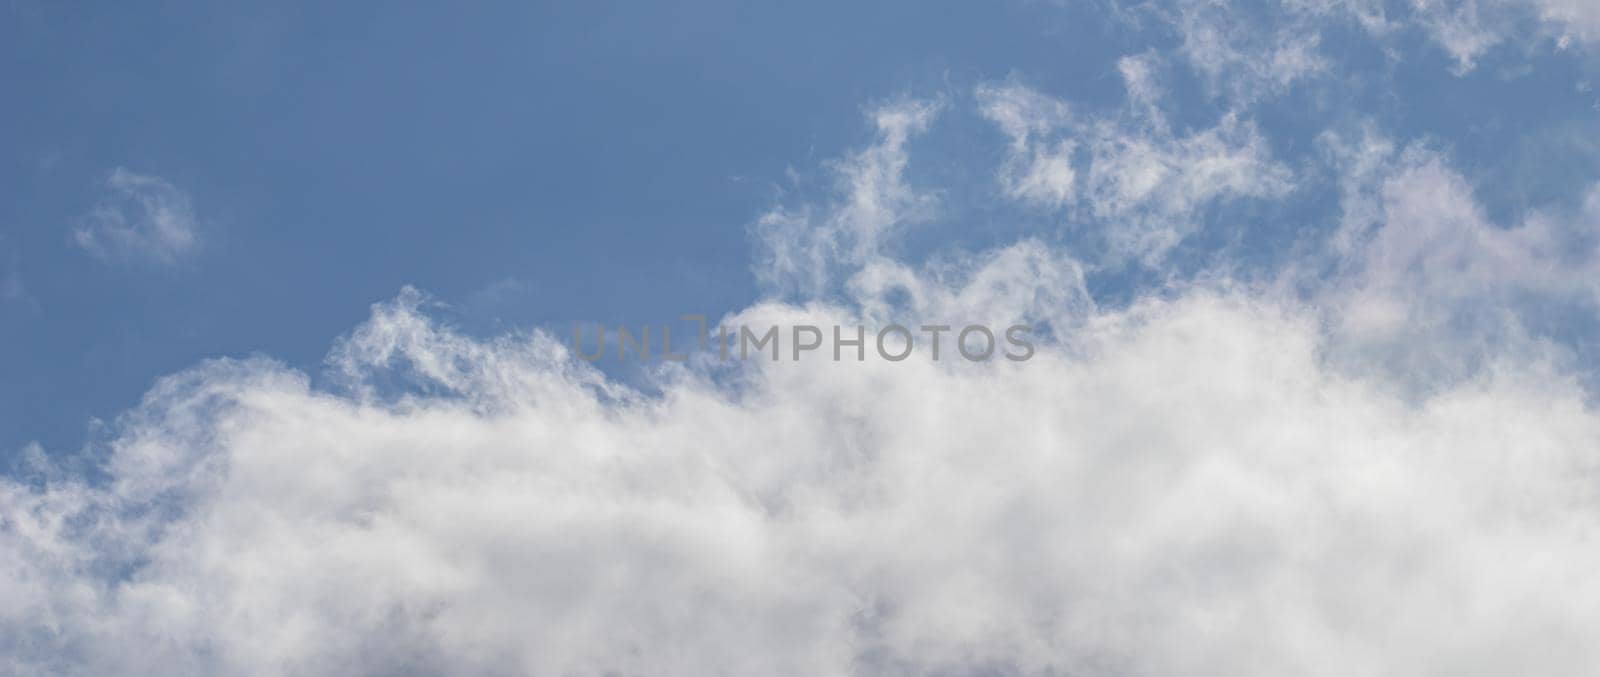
<box><xmin>8</xmin><ymin>273</ymin><xmax>1600</xmax><ymax>674</ymax></box>
<box><xmin>8</xmin><ymin>26</ymin><xmax>1600</xmax><ymax>675</ymax></box>
<box><xmin>73</xmin><ymin>168</ymin><xmax>200</xmax><ymax>266</ymax></box>
<box><xmin>6</xmin><ymin>114</ymin><xmax>1600</xmax><ymax>674</ymax></box>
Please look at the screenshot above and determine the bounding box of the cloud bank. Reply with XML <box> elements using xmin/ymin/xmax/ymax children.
<box><xmin>7</xmin><ymin>271</ymin><xmax>1600</xmax><ymax>675</ymax></box>
<box><xmin>9</xmin><ymin>2</ymin><xmax>1600</xmax><ymax>675</ymax></box>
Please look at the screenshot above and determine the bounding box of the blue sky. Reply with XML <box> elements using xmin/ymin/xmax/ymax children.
<box><xmin>9</xmin><ymin>2</ymin><xmax>1600</xmax><ymax>673</ymax></box>
<box><xmin>5</xmin><ymin>2</ymin><xmax>1598</xmax><ymax>453</ymax></box>
<box><xmin>1</xmin><ymin>0</ymin><xmax>1137</xmax><ymax>452</ymax></box>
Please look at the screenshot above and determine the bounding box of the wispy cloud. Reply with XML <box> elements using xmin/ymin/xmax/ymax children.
<box><xmin>1119</xmin><ymin>0</ymin><xmax>1597</xmax><ymax>87</ymax></box>
<box><xmin>73</xmin><ymin>168</ymin><xmax>200</xmax><ymax>266</ymax></box>
<box><xmin>1311</xmin><ymin>126</ymin><xmax>1600</xmax><ymax>388</ymax></box>
<box><xmin>978</xmin><ymin>66</ymin><xmax>1292</xmax><ymax>264</ymax></box>
<box><xmin>752</xmin><ymin>98</ymin><xmax>942</xmax><ymax>298</ymax></box>
<box><xmin>976</xmin><ymin>82</ymin><xmax>1077</xmax><ymax>208</ymax></box>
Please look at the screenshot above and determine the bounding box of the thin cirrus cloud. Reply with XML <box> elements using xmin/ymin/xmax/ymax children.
<box><xmin>977</xmin><ymin>60</ymin><xmax>1292</xmax><ymax>265</ymax></box>
<box><xmin>1540</xmin><ymin>0</ymin><xmax>1600</xmax><ymax>44</ymax></box>
<box><xmin>7</xmin><ymin>2</ymin><xmax>1600</xmax><ymax>676</ymax></box>
<box><xmin>753</xmin><ymin>98</ymin><xmax>943</xmax><ymax>299</ymax></box>
<box><xmin>72</xmin><ymin>168</ymin><xmax>200</xmax><ymax>266</ymax></box>
<box><xmin>1132</xmin><ymin>0</ymin><xmax>1597</xmax><ymax>88</ymax></box>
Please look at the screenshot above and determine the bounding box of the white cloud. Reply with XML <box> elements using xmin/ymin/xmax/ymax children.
<box><xmin>847</xmin><ymin>238</ymin><xmax>1097</xmax><ymax>337</ymax></box>
<box><xmin>10</xmin><ymin>43</ymin><xmax>1600</xmax><ymax>675</ymax></box>
<box><xmin>1082</xmin><ymin>109</ymin><xmax>1291</xmax><ymax>263</ymax></box>
<box><xmin>73</xmin><ymin>168</ymin><xmax>200</xmax><ymax>266</ymax></box>
<box><xmin>1403</xmin><ymin>0</ymin><xmax>1600</xmax><ymax>62</ymax></box>
<box><xmin>1129</xmin><ymin>0</ymin><xmax>1600</xmax><ymax>90</ymax></box>
<box><xmin>1173</xmin><ymin>0</ymin><xmax>1330</xmax><ymax>100</ymax></box>
<box><xmin>976</xmin><ymin>83</ymin><xmax>1077</xmax><ymax>208</ymax></box>
<box><xmin>1519</xmin><ymin>0</ymin><xmax>1600</xmax><ymax>47</ymax></box>
<box><xmin>1303</xmin><ymin>126</ymin><xmax>1600</xmax><ymax>393</ymax></box>
<box><xmin>1412</xmin><ymin>0</ymin><xmax>1502</xmax><ymax>73</ymax></box>
<box><xmin>753</xmin><ymin>100</ymin><xmax>942</xmax><ymax>298</ymax></box>
<box><xmin>8</xmin><ymin>276</ymin><xmax>1600</xmax><ymax>674</ymax></box>
<box><xmin>978</xmin><ymin>72</ymin><xmax>1292</xmax><ymax>264</ymax></box>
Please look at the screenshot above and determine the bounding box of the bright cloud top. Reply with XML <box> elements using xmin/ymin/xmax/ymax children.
<box><xmin>6</xmin><ymin>275</ymin><xmax>1600</xmax><ymax>675</ymax></box>
<box><xmin>8</xmin><ymin>1</ymin><xmax>1600</xmax><ymax>675</ymax></box>
<box><xmin>9</xmin><ymin>105</ymin><xmax>1600</xmax><ymax>676</ymax></box>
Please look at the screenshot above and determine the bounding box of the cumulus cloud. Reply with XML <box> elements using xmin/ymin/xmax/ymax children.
<box><xmin>9</xmin><ymin>7</ymin><xmax>1600</xmax><ymax>675</ymax></box>
<box><xmin>73</xmin><ymin>168</ymin><xmax>200</xmax><ymax>266</ymax></box>
<box><xmin>7</xmin><ymin>105</ymin><xmax>1600</xmax><ymax>675</ymax></box>
<box><xmin>8</xmin><ymin>269</ymin><xmax>1600</xmax><ymax>674</ymax></box>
